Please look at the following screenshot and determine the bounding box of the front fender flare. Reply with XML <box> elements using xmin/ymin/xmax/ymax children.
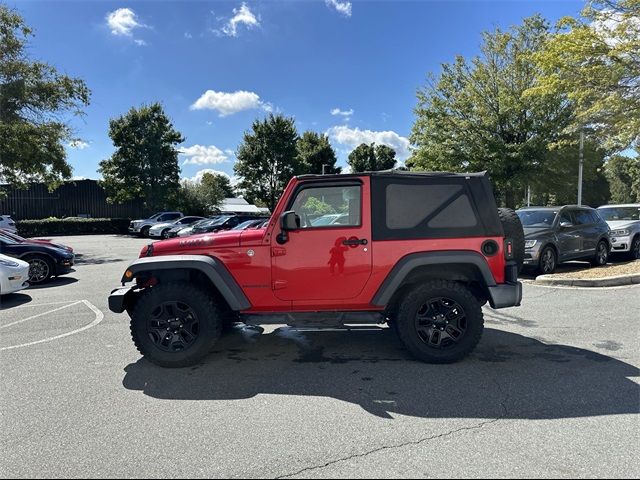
<box><xmin>120</xmin><ymin>255</ymin><xmax>251</xmax><ymax>311</ymax></box>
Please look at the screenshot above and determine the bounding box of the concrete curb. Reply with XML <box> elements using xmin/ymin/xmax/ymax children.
<box><xmin>535</xmin><ymin>273</ymin><xmax>640</xmax><ymax>287</ymax></box>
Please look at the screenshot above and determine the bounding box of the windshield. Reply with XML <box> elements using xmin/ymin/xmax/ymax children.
<box><xmin>597</xmin><ymin>206</ymin><xmax>640</xmax><ymax>221</ymax></box>
<box><xmin>0</xmin><ymin>234</ymin><xmax>19</xmax><ymax>245</ymax></box>
<box><xmin>517</xmin><ymin>210</ymin><xmax>558</xmax><ymax>227</ymax></box>
<box><xmin>0</xmin><ymin>230</ymin><xmax>24</xmax><ymax>242</ymax></box>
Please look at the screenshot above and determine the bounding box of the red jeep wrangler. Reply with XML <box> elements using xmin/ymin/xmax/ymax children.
<box><xmin>109</xmin><ymin>171</ymin><xmax>524</xmax><ymax>367</ymax></box>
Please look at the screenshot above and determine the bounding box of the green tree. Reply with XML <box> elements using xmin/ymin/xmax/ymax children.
<box><xmin>0</xmin><ymin>5</ymin><xmax>90</xmax><ymax>191</ymax></box>
<box><xmin>531</xmin><ymin>0</ymin><xmax>640</xmax><ymax>151</ymax></box>
<box><xmin>297</xmin><ymin>131</ymin><xmax>341</xmax><ymax>174</ymax></box>
<box><xmin>348</xmin><ymin>143</ymin><xmax>397</xmax><ymax>173</ymax></box>
<box><xmin>234</xmin><ymin>114</ymin><xmax>301</xmax><ymax>211</ymax></box>
<box><xmin>605</xmin><ymin>155</ymin><xmax>640</xmax><ymax>203</ymax></box>
<box><xmin>98</xmin><ymin>103</ymin><xmax>184</xmax><ymax>211</ymax></box>
<box><xmin>200</xmin><ymin>172</ymin><xmax>232</xmax><ymax>209</ymax></box>
<box><xmin>409</xmin><ymin>15</ymin><xmax>573</xmax><ymax>207</ymax></box>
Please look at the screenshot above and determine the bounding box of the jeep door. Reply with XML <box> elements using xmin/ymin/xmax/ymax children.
<box><xmin>271</xmin><ymin>180</ymin><xmax>372</xmax><ymax>301</ymax></box>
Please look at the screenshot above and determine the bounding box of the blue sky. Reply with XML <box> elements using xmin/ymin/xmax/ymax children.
<box><xmin>13</xmin><ymin>0</ymin><xmax>584</xmax><ymax>182</ymax></box>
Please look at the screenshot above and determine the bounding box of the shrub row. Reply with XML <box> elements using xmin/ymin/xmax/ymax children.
<box><xmin>15</xmin><ymin>218</ymin><xmax>131</xmax><ymax>237</ymax></box>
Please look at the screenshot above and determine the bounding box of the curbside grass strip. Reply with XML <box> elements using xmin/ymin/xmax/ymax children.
<box><xmin>535</xmin><ymin>273</ymin><xmax>640</xmax><ymax>287</ymax></box>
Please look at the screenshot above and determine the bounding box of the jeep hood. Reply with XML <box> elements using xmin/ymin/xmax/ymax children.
<box><xmin>145</xmin><ymin>229</ymin><xmax>265</xmax><ymax>257</ymax></box>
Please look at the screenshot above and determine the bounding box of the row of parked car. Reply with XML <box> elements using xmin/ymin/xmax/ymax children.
<box><xmin>128</xmin><ymin>212</ymin><xmax>270</xmax><ymax>238</ymax></box>
<box><xmin>0</xmin><ymin>226</ymin><xmax>75</xmax><ymax>295</ymax></box>
<box><xmin>518</xmin><ymin>203</ymin><xmax>640</xmax><ymax>274</ymax></box>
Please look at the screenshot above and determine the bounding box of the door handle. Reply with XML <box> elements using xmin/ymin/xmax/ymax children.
<box><xmin>342</xmin><ymin>238</ymin><xmax>368</xmax><ymax>246</ymax></box>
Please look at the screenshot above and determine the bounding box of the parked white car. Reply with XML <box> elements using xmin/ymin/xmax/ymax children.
<box><xmin>0</xmin><ymin>215</ymin><xmax>17</xmax><ymax>233</ymax></box>
<box><xmin>0</xmin><ymin>254</ymin><xmax>30</xmax><ymax>296</ymax></box>
<box><xmin>148</xmin><ymin>216</ymin><xmax>205</xmax><ymax>239</ymax></box>
<box><xmin>128</xmin><ymin>212</ymin><xmax>183</xmax><ymax>237</ymax></box>
<box><xmin>597</xmin><ymin>204</ymin><xmax>640</xmax><ymax>259</ymax></box>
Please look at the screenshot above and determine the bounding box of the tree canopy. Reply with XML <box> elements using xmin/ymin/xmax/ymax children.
<box><xmin>409</xmin><ymin>15</ymin><xmax>577</xmax><ymax>207</ymax></box>
<box><xmin>605</xmin><ymin>155</ymin><xmax>640</xmax><ymax>203</ymax></box>
<box><xmin>297</xmin><ymin>131</ymin><xmax>341</xmax><ymax>174</ymax></box>
<box><xmin>176</xmin><ymin>172</ymin><xmax>234</xmax><ymax>216</ymax></box>
<box><xmin>98</xmin><ymin>103</ymin><xmax>184</xmax><ymax>211</ymax></box>
<box><xmin>348</xmin><ymin>143</ymin><xmax>397</xmax><ymax>173</ymax></box>
<box><xmin>531</xmin><ymin>0</ymin><xmax>640</xmax><ymax>152</ymax></box>
<box><xmin>234</xmin><ymin>114</ymin><xmax>301</xmax><ymax>211</ymax></box>
<box><xmin>0</xmin><ymin>5</ymin><xmax>90</xmax><ymax>190</ymax></box>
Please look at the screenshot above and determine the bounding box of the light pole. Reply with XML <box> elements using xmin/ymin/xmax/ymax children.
<box><xmin>577</xmin><ymin>130</ymin><xmax>584</xmax><ymax>206</ymax></box>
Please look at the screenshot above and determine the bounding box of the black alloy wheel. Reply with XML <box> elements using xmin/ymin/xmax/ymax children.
<box><xmin>539</xmin><ymin>247</ymin><xmax>556</xmax><ymax>275</ymax></box>
<box><xmin>414</xmin><ymin>297</ymin><xmax>467</xmax><ymax>349</ymax></box>
<box><xmin>147</xmin><ymin>301</ymin><xmax>200</xmax><ymax>353</ymax></box>
<box><xmin>592</xmin><ymin>241</ymin><xmax>609</xmax><ymax>267</ymax></box>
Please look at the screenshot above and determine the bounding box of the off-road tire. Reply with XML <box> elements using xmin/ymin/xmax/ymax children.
<box><xmin>395</xmin><ymin>280</ymin><xmax>484</xmax><ymax>364</ymax></box>
<box><xmin>591</xmin><ymin>240</ymin><xmax>609</xmax><ymax>267</ymax></box>
<box><xmin>498</xmin><ymin>208</ymin><xmax>525</xmax><ymax>272</ymax></box>
<box><xmin>130</xmin><ymin>282</ymin><xmax>222</xmax><ymax>368</ymax></box>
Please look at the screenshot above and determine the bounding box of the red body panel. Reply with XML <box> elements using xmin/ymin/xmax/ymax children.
<box><xmin>144</xmin><ymin>176</ymin><xmax>508</xmax><ymax>313</ymax></box>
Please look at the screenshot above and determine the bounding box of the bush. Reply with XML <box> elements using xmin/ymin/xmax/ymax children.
<box><xmin>15</xmin><ymin>218</ymin><xmax>131</xmax><ymax>237</ymax></box>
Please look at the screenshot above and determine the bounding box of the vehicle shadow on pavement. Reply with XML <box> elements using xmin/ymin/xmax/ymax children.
<box><xmin>27</xmin><ymin>276</ymin><xmax>78</xmax><ymax>290</ymax></box>
<box><xmin>0</xmin><ymin>293</ymin><xmax>32</xmax><ymax>309</ymax></box>
<box><xmin>122</xmin><ymin>327</ymin><xmax>640</xmax><ymax>420</ymax></box>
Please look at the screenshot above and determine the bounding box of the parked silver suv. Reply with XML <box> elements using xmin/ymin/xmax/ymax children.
<box><xmin>128</xmin><ymin>212</ymin><xmax>183</xmax><ymax>237</ymax></box>
<box><xmin>597</xmin><ymin>204</ymin><xmax>640</xmax><ymax>259</ymax></box>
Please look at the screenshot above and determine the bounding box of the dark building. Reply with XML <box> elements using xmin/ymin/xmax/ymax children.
<box><xmin>0</xmin><ymin>180</ymin><xmax>146</xmax><ymax>220</ymax></box>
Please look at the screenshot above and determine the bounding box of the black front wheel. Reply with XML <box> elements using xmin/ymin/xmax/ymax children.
<box><xmin>538</xmin><ymin>246</ymin><xmax>557</xmax><ymax>275</ymax></box>
<box><xmin>130</xmin><ymin>283</ymin><xmax>222</xmax><ymax>368</ymax></box>
<box><xmin>395</xmin><ymin>280</ymin><xmax>484</xmax><ymax>364</ymax></box>
<box><xmin>161</xmin><ymin>229</ymin><xmax>171</xmax><ymax>239</ymax></box>
<box><xmin>630</xmin><ymin>236</ymin><xmax>640</xmax><ymax>260</ymax></box>
<box><xmin>24</xmin><ymin>255</ymin><xmax>54</xmax><ymax>284</ymax></box>
<box><xmin>591</xmin><ymin>241</ymin><xmax>609</xmax><ymax>267</ymax></box>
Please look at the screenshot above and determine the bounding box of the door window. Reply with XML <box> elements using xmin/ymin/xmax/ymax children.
<box><xmin>290</xmin><ymin>185</ymin><xmax>361</xmax><ymax>229</ymax></box>
<box><xmin>558</xmin><ymin>211</ymin><xmax>575</xmax><ymax>226</ymax></box>
<box><xmin>574</xmin><ymin>210</ymin><xmax>594</xmax><ymax>225</ymax></box>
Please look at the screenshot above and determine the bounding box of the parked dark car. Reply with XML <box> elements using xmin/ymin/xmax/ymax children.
<box><xmin>0</xmin><ymin>234</ymin><xmax>75</xmax><ymax>284</ymax></box>
<box><xmin>517</xmin><ymin>206</ymin><xmax>610</xmax><ymax>274</ymax></box>
<box><xmin>191</xmin><ymin>215</ymin><xmax>263</xmax><ymax>235</ymax></box>
<box><xmin>0</xmin><ymin>228</ymin><xmax>74</xmax><ymax>253</ymax></box>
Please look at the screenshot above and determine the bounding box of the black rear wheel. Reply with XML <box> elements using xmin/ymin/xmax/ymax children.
<box><xmin>130</xmin><ymin>283</ymin><xmax>222</xmax><ymax>368</ymax></box>
<box><xmin>395</xmin><ymin>280</ymin><xmax>484</xmax><ymax>363</ymax></box>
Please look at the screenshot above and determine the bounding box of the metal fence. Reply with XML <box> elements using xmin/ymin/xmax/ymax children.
<box><xmin>0</xmin><ymin>180</ymin><xmax>146</xmax><ymax>220</ymax></box>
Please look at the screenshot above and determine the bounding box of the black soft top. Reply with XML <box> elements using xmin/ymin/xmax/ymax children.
<box><xmin>296</xmin><ymin>170</ymin><xmax>489</xmax><ymax>181</ymax></box>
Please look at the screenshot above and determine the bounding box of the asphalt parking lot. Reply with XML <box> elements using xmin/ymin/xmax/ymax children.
<box><xmin>1</xmin><ymin>235</ymin><xmax>639</xmax><ymax>478</ymax></box>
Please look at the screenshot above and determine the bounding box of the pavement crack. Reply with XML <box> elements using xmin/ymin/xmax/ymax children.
<box><xmin>276</xmin><ymin>380</ymin><xmax>510</xmax><ymax>479</ymax></box>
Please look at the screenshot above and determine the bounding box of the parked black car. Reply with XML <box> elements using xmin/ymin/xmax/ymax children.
<box><xmin>517</xmin><ymin>206</ymin><xmax>610</xmax><ymax>274</ymax></box>
<box><xmin>191</xmin><ymin>215</ymin><xmax>264</xmax><ymax>234</ymax></box>
<box><xmin>0</xmin><ymin>234</ymin><xmax>75</xmax><ymax>284</ymax></box>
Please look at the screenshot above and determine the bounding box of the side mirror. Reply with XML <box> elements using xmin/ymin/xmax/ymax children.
<box><xmin>277</xmin><ymin>211</ymin><xmax>300</xmax><ymax>244</ymax></box>
<box><xmin>280</xmin><ymin>211</ymin><xmax>300</xmax><ymax>231</ymax></box>
<box><xmin>560</xmin><ymin>221</ymin><xmax>573</xmax><ymax>228</ymax></box>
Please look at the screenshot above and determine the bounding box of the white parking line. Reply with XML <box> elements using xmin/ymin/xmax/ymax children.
<box><xmin>0</xmin><ymin>300</ymin><xmax>83</xmax><ymax>310</ymax></box>
<box><xmin>0</xmin><ymin>300</ymin><xmax>104</xmax><ymax>352</ymax></box>
<box><xmin>0</xmin><ymin>301</ymin><xmax>83</xmax><ymax>330</ymax></box>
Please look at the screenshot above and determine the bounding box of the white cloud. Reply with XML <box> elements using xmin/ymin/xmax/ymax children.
<box><xmin>591</xmin><ymin>9</ymin><xmax>640</xmax><ymax>47</ymax></box>
<box><xmin>327</xmin><ymin>125</ymin><xmax>411</xmax><ymax>160</ymax></box>
<box><xmin>179</xmin><ymin>145</ymin><xmax>230</xmax><ymax>165</ymax></box>
<box><xmin>216</xmin><ymin>3</ymin><xmax>260</xmax><ymax>37</ymax></box>
<box><xmin>188</xmin><ymin>169</ymin><xmax>232</xmax><ymax>183</ymax></box>
<box><xmin>106</xmin><ymin>8</ymin><xmax>148</xmax><ymax>45</ymax></box>
<box><xmin>68</xmin><ymin>140</ymin><xmax>90</xmax><ymax>150</ymax></box>
<box><xmin>331</xmin><ymin>108</ymin><xmax>354</xmax><ymax>118</ymax></box>
<box><xmin>184</xmin><ymin>32</ymin><xmax>193</xmax><ymax>39</ymax></box>
<box><xmin>325</xmin><ymin>0</ymin><xmax>352</xmax><ymax>17</ymax></box>
<box><xmin>190</xmin><ymin>89</ymin><xmax>269</xmax><ymax>116</ymax></box>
